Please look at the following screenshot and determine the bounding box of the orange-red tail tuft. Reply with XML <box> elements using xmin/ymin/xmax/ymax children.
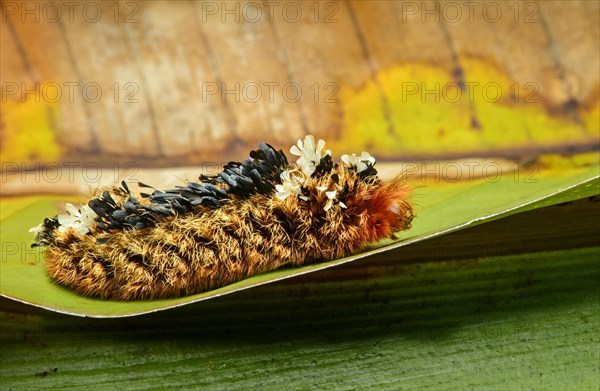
<box><xmin>359</xmin><ymin>180</ymin><xmax>414</xmax><ymax>242</ymax></box>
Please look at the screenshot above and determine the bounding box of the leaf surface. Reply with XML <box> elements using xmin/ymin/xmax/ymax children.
<box><xmin>0</xmin><ymin>165</ymin><xmax>598</xmax><ymax>317</ymax></box>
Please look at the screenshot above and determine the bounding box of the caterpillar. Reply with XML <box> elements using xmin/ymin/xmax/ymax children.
<box><xmin>30</xmin><ymin>136</ymin><xmax>414</xmax><ymax>300</ymax></box>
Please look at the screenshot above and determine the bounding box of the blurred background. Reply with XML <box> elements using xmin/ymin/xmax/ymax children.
<box><xmin>1</xmin><ymin>0</ymin><xmax>598</xmax><ymax>194</ymax></box>
<box><xmin>2</xmin><ymin>3</ymin><xmax>599</xmax><ymax>388</ymax></box>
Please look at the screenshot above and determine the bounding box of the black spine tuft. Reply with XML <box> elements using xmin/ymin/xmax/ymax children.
<box><xmin>84</xmin><ymin>143</ymin><xmax>289</xmax><ymax>236</ymax></box>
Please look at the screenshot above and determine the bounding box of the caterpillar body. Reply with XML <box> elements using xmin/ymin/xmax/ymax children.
<box><xmin>31</xmin><ymin>136</ymin><xmax>414</xmax><ymax>300</ymax></box>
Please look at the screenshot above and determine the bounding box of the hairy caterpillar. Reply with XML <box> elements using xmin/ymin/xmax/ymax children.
<box><xmin>31</xmin><ymin>136</ymin><xmax>414</xmax><ymax>300</ymax></box>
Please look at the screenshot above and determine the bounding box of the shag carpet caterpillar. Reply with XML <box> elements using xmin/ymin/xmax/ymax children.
<box><xmin>31</xmin><ymin>136</ymin><xmax>414</xmax><ymax>300</ymax></box>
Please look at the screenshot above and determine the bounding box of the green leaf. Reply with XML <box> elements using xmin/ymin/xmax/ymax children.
<box><xmin>1</xmin><ymin>198</ymin><xmax>598</xmax><ymax>389</ymax></box>
<box><xmin>1</xmin><ymin>165</ymin><xmax>598</xmax><ymax>317</ymax></box>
